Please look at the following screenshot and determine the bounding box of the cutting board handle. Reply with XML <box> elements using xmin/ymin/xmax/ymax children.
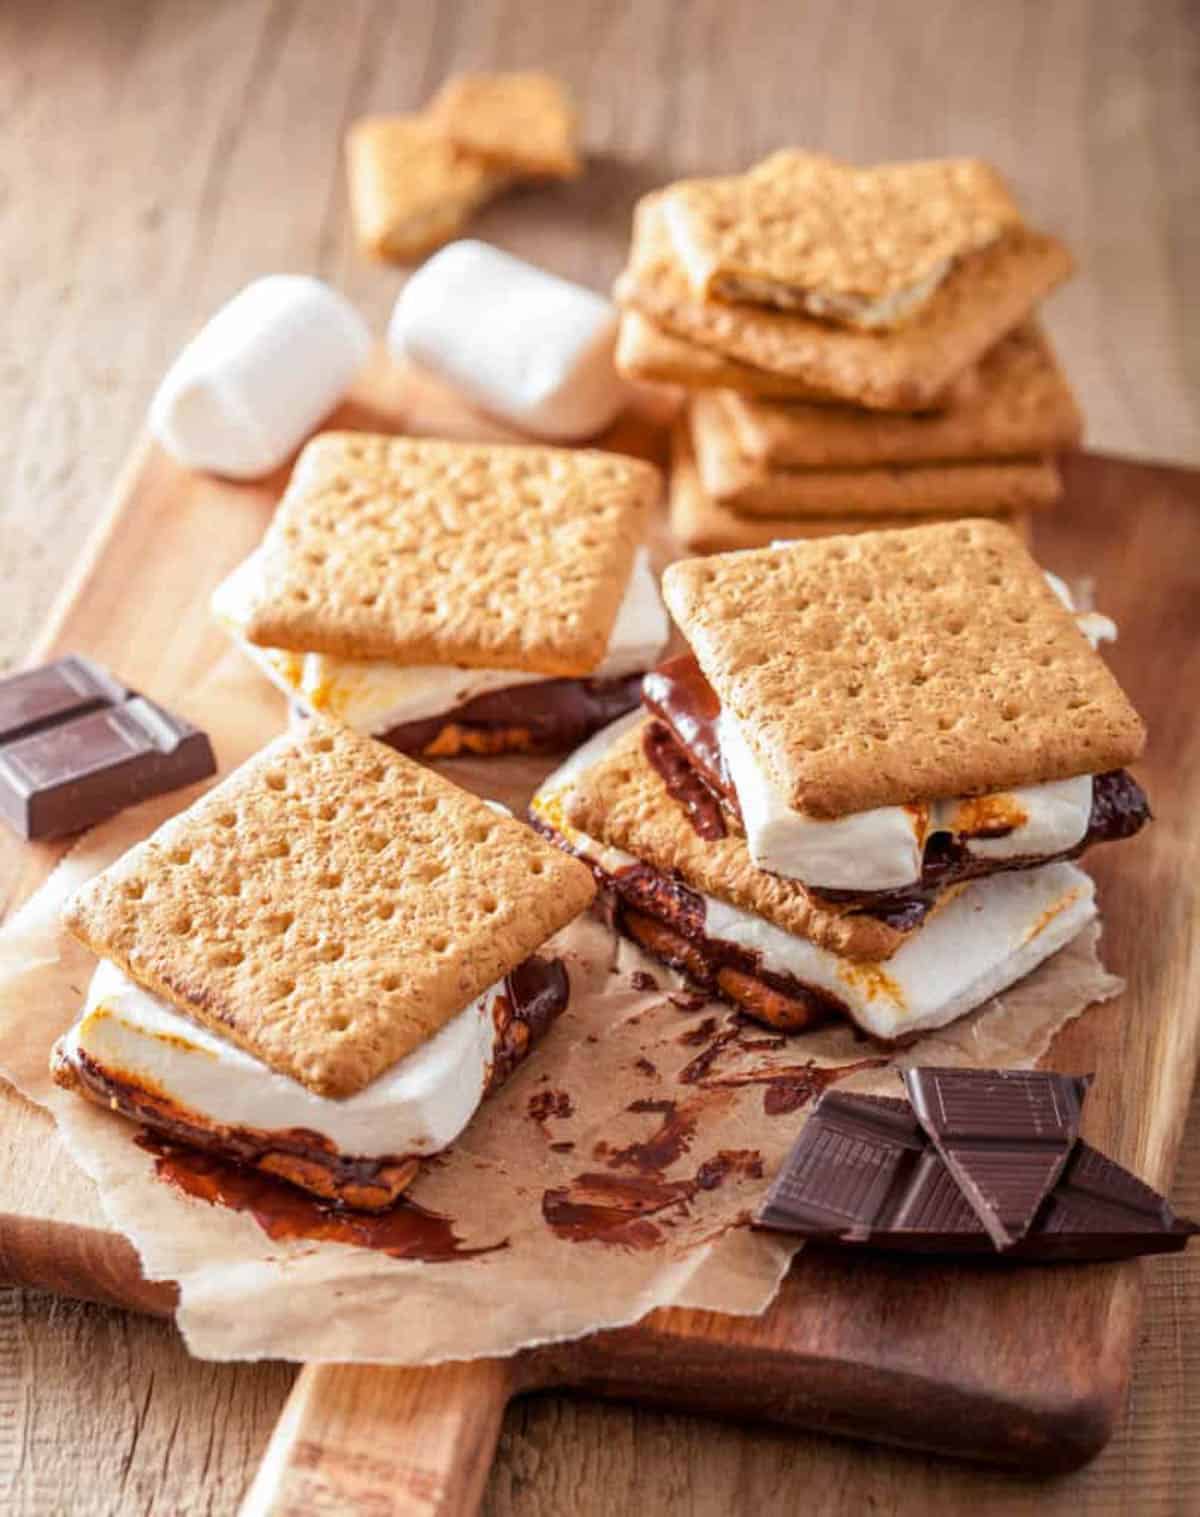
<box><xmin>238</xmin><ymin>1359</ymin><xmax>513</xmax><ymax>1517</ymax></box>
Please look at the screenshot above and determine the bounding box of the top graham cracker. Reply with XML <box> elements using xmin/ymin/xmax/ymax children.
<box><xmin>615</xmin><ymin>195</ymin><xmax>1073</xmax><ymax>411</ymax></box>
<box><xmin>662</xmin><ymin>520</ymin><xmax>1146</xmax><ymax>818</ymax></box>
<box><xmin>429</xmin><ymin>71</ymin><xmax>581</xmax><ymax>179</ymax></box>
<box><xmin>233</xmin><ymin>432</ymin><xmax>660</xmax><ymax>676</ymax></box>
<box><xmin>663</xmin><ymin>151</ymin><xmax>1024</xmax><ymax>327</ymax></box>
<box><xmin>64</xmin><ymin>722</ymin><xmax>596</xmax><ymax>1099</ymax></box>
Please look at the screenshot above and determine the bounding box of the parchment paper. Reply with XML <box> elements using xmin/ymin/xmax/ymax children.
<box><xmin>0</xmin><ymin>650</ymin><xmax>1123</xmax><ymax>1364</ymax></box>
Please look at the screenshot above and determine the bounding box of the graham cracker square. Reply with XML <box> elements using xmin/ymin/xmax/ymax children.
<box><xmin>345</xmin><ymin>116</ymin><xmax>508</xmax><ymax>261</ymax></box>
<box><xmin>428</xmin><ymin>71</ymin><xmax>581</xmax><ymax>179</ymax></box>
<box><xmin>615</xmin><ymin>310</ymin><xmax>979</xmax><ymax>406</ymax></box>
<box><xmin>722</xmin><ymin>325</ymin><xmax>1083</xmax><ymax>469</ymax></box>
<box><xmin>663</xmin><ymin>151</ymin><xmax>1024</xmax><ymax>326</ymax></box>
<box><xmin>615</xmin><ymin>196</ymin><xmax>1074</xmax><ymax>411</ymax></box>
<box><xmin>64</xmin><ymin>721</ymin><xmax>596</xmax><ymax>1098</ymax></box>
<box><xmin>234</xmin><ymin>432</ymin><xmax>660</xmax><ymax>676</ymax></box>
<box><xmin>562</xmin><ymin>720</ymin><xmax>911</xmax><ymax>962</ymax></box>
<box><xmin>667</xmin><ymin>420</ymin><xmax>1032</xmax><ymax>554</ymax></box>
<box><xmin>662</xmin><ymin>520</ymin><xmax>1146</xmax><ymax>817</ymax></box>
<box><xmin>688</xmin><ymin>392</ymin><xmax>1063</xmax><ymax>517</ymax></box>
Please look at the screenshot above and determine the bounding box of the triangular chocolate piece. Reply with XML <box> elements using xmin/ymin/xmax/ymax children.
<box><xmin>903</xmin><ymin>1067</ymin><xmax>1090</xmax><ymax>1249</ymax></box>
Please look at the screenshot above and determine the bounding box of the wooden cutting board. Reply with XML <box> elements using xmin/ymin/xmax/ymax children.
<box><xmin>0</xmin><ymin>360</ymin><xmax>1197</xmax><ymax>1505</ymax></box>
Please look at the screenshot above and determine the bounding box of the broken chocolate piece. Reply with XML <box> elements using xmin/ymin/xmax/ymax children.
<box><xmin>755</xmin><ymin>1089</ymin><xmax>1195</xmax><ymax>1262</ymax></box>
<box><xmin>0</xmin><ymin>658</ymin><xmax>216</xmax><ymax>840</ymax></box>
<box><xmin>904</xmin><ymin>1067</ymin><xmax>1089</xmax><ymax>1248</ymax></box>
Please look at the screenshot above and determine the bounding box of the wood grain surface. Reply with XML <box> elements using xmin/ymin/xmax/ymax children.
<box><xmin>0</xmin><ymin>0</ymin><xmax>1197</xmax><ymax>1512</ymax></box>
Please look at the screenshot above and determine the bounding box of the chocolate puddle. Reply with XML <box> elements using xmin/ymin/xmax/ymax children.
<box><xmin>601</xmin><ymin>1098</ymin><xmax>699</xmax><ymax>1172</ymax></box>
<box><xmin>137</xmin><ymin>1135</ymin><xmax>506</xmax><ymax>1263</ymax></box>
<box><xmin>543</xmin><ymin>1151</ymin><xmax>765</xmax><ymax>1250</ymax></box>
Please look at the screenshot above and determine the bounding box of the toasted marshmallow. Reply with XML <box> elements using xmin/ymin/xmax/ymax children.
<box><xmin>62</xmin><ymin>959</ymin><xmax>499</xmax><ymax>1159</ymax></box>
<box><xmin>718</xmin><ymin>575</ymin><xmax>1113</xmax><ymax>891</ymax></box>
<box><xmin>389</xmin><ymin>241</ymin><xmax>628</xmax><ymax>441</ymax></box>
<box><xmin>720</xmin><ymin>708</ymin><xmax>926</xmax><ymax>890</ymax></box>
<box><xmin>214</xmin><ymin>546</ymin><xmax>669</xmax><ymax>733</ymax></box>
<box><xmin>150</xmin><ymin>276</ymin><xmax>371</xmax><ymax>479</ymax></box>
<box><xmin>532</xmin><ymin>720</ymin><xmax>1096</xmax><ymax>1041</ymax></box>
<box><xmin>943</xmin><ymin>774</ymin><xmax>1093</xmax><ymax>862</ymax></box>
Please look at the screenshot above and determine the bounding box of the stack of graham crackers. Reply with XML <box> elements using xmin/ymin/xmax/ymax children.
<box><xmin>612</xmin><ymin>151</ymin><xmax>1083</xmax><ymax>552</ymax></box>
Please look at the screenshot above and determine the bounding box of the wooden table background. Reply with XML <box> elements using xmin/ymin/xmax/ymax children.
<box><xmin>0</xmin><ymin>0</ymin><xmax>1197</xmax><ymax>1511</ymax></box>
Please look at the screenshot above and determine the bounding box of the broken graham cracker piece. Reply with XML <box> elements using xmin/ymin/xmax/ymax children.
<box><xmin>63</xmin><ymin>721</ymin><xmax>596</xmax><ymax>1099</ymax></box>
<box><xmin>616</xmin><ymin>310</ymin><xmax>979</xmax><ymax>407</ymax></box>
<box><xmin>428</xmin><ymin>70</ymin><xmax>581</xmax><ymax>180</ymax></box>
<box><xmin>667</xmin><ymin>420</ymin><xmax>1032</xmax><ymax>554</ymax></box>
<box><xmin>345</xmin><ymin>116</ymin><xmax>508</xmax><ymax>261</ymax></box>
<box><xmin>662</xmin><ymin>519</ymin><xmax>1146</xmax><ymax>819</ymax></box>
<box><xmin>689</xmin><ymin>392</ymin><xmax>1062</xmax><ymax>517</ymax></box>
<box><xmin>564</xmin><ymin>720</ymin><xmax>911</xmax><ymax>962</ymax></box>
<box><xmin>723</xmin><ymin>324</ymin><xmax>1083</xmax><ymax>469</ymax></box>
<box><xmin>235</xmin><ymin>432</ymin><xmax>660</xmax><ymax>675</ymax></box>
<box><xmin>615</xmin><ymin>195</ymin><xmax>1074</xmax><ymax>411</ymax></box>
<box><xmin>662</xmin><ymin>151</ymin><xmax>1024</xmax><ymax>326</ymax></box>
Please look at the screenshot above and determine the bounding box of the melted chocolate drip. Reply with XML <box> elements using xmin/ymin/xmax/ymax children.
<box><xmin>488</xmin><ymin>956</ymin><xmax>570</xmax><ymax>1092</ymax></box>
<box><xmin>643</xmin><ymin>721</ymin><xmax>728</xmax><ymax>839</ymax></box>
<box><xmin>137</xmin><ymin>1134</ymin><xmax>503</xmax><ymax>1262</ymax></box>
<box><xmin>642</xmin><ymin>654</ymin><xmax>735</xmax><ymax>798</ymax></box>
<box><xmin>378</xmin><ymin>673</ymin><xmax>645</xmax><ymax>755</ymax></box>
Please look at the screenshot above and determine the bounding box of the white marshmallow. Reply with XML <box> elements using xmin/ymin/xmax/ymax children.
<box><xmin>64</xmin><ymin>959</ymin><xmax>498</xmax><ymax>1159</ymax></box>
<box><xmin>150</xmin><ymin>276</ymin><xmax>371</xmax><ymax>479</ymax></box>
<box><xmin>951</xmin><ymin>774</ymin><xmax>1092</xmax><ymax>862</ymax></box>
<box><xmin>719</xmin><ymin>707</ymin><xmax>926</xmax><ymax>890</ymax></box>
<box><xmin>213</xmin><ymin>546</ymin><xmax>669</xmax><ymax>734</ymax></box>
<box><xmin>389</xmin><ymin>241</ymin><xmax>628</xmax><ymax>441</ymax></box>
<box><xmin>704</xmin><ymin>865</ymin><xmax>1095</xmax><ymax>1040</ymax></box>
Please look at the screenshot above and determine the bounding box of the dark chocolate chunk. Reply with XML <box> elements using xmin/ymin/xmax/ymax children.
<box><xmin>0</xmin><ymin>655</ymin><xmax>130</xmax><ymax>744</ymax></box>
<box><xmin>0</xmin><ymin>660</ymin><xmax>216</xmax><ymax>840</ymax></box>
<box><xmin>904</xmin><ymin>1067</ymin><xmax>1090</xmax><ymax>1248</ymax></box>
<box><xmin>755</xmin><ymin>1089</ymin><xmax>1197</xmax><ymax>1262</ymax></box>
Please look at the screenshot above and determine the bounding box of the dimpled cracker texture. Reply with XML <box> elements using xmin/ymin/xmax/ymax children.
<box><xmin>663</xmin><ymin>152</ymin><xmax>1023</xmax><ymax>324</ymax></box>
<box><xmin>615</xmin><ymin>196</ymin><xmax>1074</xmax><ymax>411</ymax></box>
<box><xmin>565</xmin><ymin>720</ymin><xmax>909</xmax><ymax>962</ymax></box>
<box><xmin>723</xmin><ymin>325</ymin><xmax>1082</xmax><ymax>469</ymax></box>
<box><xmin>662</xmin><ymin>520</ymin><xmax>1146</xmax><ymax>819</ymax></box>
<box><xmin>688</xmin><ymin>393</ymin><xmax>1062</xmax><ymax>517</ymax></box>
<box><xmin>63</xmin><ymin>722</ymin><xmax>596</xmax><ymax>1098</ymax></box>
<box><xmin>345</xmin><ymin>116</ymin><xmax>508</xmax><ymax>261</ymax></box>
<box><xmin>237</xmin><ymin>432</ymin><xmax>659</xmax><ymax>675</ymax></box>
<box><xmin>667</xmin><ymin>421</ymin><xmax>1032</xmax><ymax>554</ymax></box>
<box><xmin>429</xmin><ymin>71</ymin><xmax>581</xmax><ymax>180</ymax></box>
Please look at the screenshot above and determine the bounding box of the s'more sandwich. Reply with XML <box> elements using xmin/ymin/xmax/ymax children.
<box><xmin>532</xmin><ymin>520</ymin><xmax>1148</xmax><ymax>1041</ymax></box>
<box><xmin>213</xmin><ymin>432</ymin><xmax>669</xmax><ymax>756</ymax></box>
<box><xmin>52</xmin><ymin>721</ymin><xmax>596</xmax><ymax>1210</ymax></box>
